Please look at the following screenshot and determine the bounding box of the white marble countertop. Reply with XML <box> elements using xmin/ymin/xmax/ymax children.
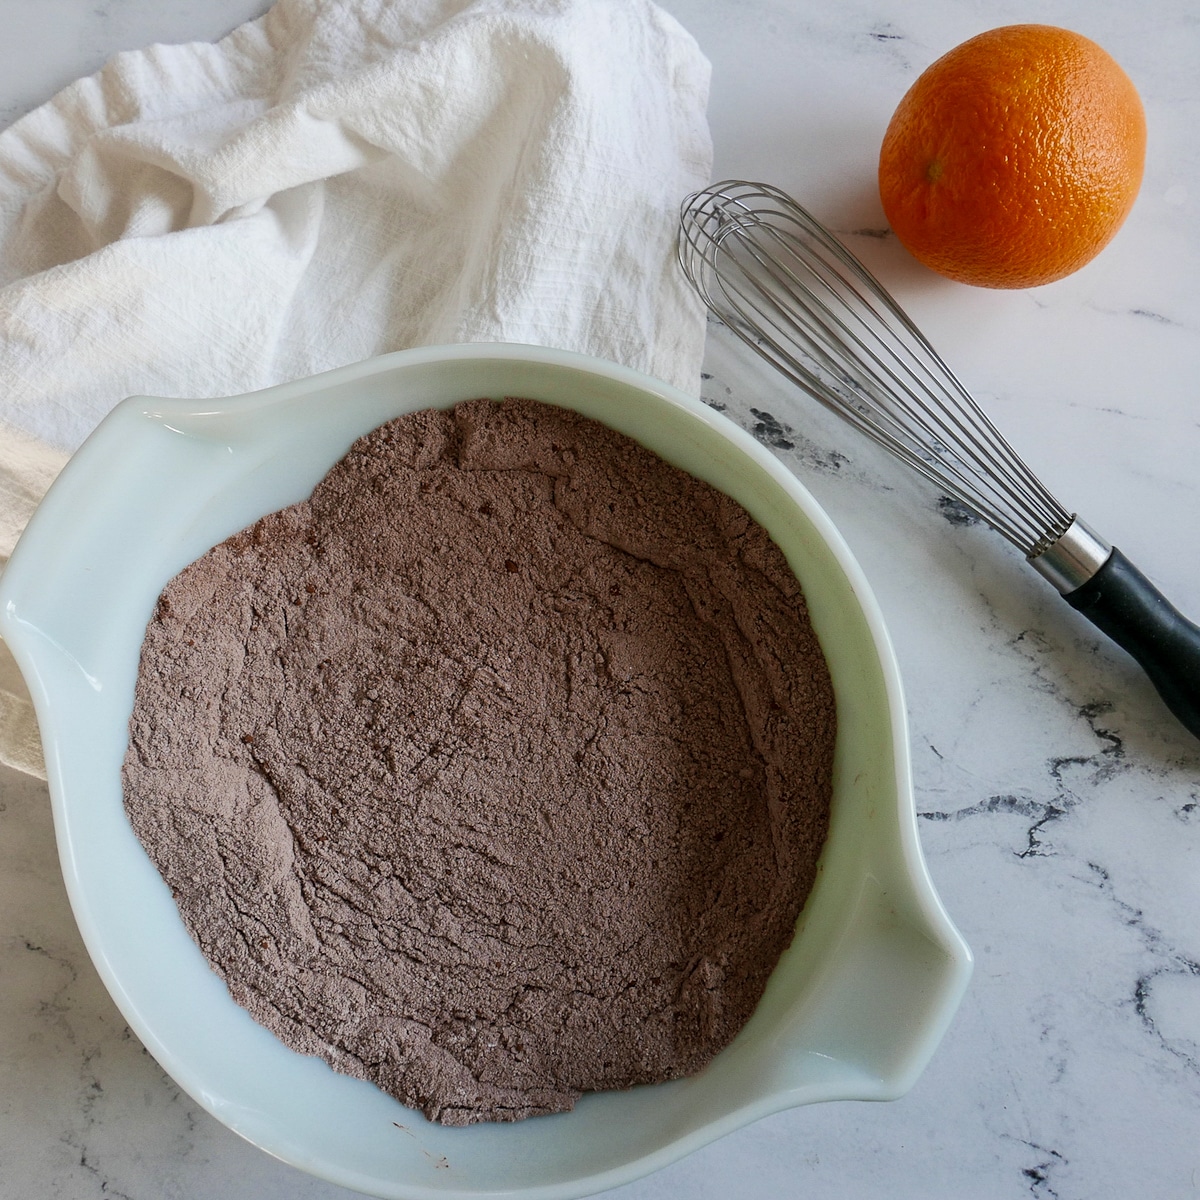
<box><xmin>1</xmin><ymin>1</ymin><xmax>1197</xmax><ymax>1198</ymax></box>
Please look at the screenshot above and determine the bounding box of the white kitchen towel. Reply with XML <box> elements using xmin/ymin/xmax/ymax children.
<box><xmin>0</xmin><ymin>0</ymin><xmax>713</xmax><ymax>778</ymax></box>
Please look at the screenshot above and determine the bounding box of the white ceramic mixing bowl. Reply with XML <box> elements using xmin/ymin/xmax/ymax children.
<box><xmin>0</xmin><ymin>343</ymin><xmax>971</xmax><ymax>1199</ymax></box>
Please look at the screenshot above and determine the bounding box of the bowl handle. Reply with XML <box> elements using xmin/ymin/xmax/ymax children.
<box><xmin>779</xmin><ymin>869</ymin><xmax>973</xmax><ymax>1101</ymax></box>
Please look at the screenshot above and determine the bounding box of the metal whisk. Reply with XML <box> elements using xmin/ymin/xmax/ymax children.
<box><xmin>679</xmin><ymin>179</ymin><xmax>1200</xmax><ymax>740</ymax></box>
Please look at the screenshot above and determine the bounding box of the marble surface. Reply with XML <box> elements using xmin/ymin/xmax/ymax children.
<box><xmin>1</xmin><ymin>1</ymin><xmax>1198</xmax><ymax>1197</ymax></box>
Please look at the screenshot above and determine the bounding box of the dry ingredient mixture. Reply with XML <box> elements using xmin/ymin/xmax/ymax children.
<box><xmin>122</xmin><ymin>398</ymin><xmax>836</xmax><ymax>1126</ymax></box>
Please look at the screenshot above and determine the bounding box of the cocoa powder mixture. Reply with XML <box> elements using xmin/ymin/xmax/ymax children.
<box><xmin>122</xmin><ymin>398</ymin><xmax>836</xmax><ymax>1126</ymax></box>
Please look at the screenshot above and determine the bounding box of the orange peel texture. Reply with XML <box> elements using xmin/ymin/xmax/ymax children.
<box><xmin>878</xmin><ymin>24</ymin><xmax>1146</xmax><ymax>289</ymax></box>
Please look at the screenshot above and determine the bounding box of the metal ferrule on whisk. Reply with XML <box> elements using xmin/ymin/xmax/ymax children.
<box><xmin>1027</xmin><ymin>517</ymin><xmax>1112</xmax><ymax>595</ymax></box>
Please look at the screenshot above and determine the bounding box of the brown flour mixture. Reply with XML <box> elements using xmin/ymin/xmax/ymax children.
<box><xmin>122</xmin><ymin>398</ymin><xmax>836</xmax><ymax>1126</ymax></box>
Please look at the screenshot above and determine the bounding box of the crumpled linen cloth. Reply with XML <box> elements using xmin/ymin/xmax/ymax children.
<box><xmin>0</xmin><ymin>0</ymin><xmax>713</xmax><ymax>778</ymax></box>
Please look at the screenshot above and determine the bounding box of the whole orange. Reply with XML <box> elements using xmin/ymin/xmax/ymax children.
<box><xmin>877</xmin><ymin>25</ymin><xmax>1146</xmax><ymax>289</ymax></box>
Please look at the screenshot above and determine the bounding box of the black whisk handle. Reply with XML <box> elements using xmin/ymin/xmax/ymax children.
<box><xmin>1064</xmin><ymin>548</ymin><xmax>1200</xmax><ymax>739</ymax></box>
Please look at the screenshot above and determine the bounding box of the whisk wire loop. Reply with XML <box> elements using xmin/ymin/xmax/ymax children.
<box><xmin>679</xmin><ymin>181</ymin><xmax>1071</xmax><ymax>556</ymax></box>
